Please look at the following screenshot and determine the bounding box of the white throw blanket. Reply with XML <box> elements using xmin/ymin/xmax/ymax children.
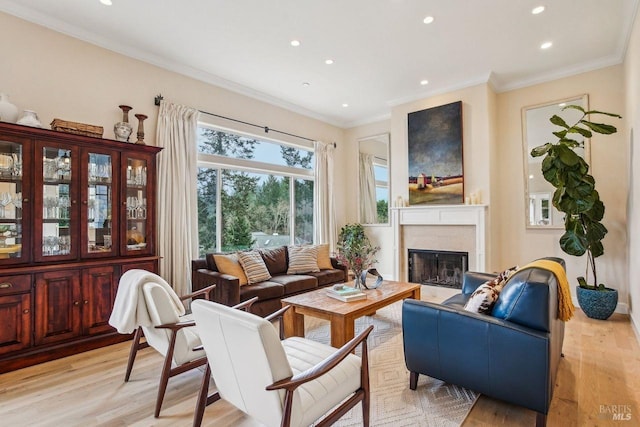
<box><xmin>108</xmin><ymin>269</ymin><xmax>186</xmax><ymax>334</ymax></box>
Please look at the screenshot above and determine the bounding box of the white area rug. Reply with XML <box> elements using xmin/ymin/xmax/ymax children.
<box><xmin>304</xmin><ymin>300</ymin><xmax>477</xmax><ymax>426</ymax></box>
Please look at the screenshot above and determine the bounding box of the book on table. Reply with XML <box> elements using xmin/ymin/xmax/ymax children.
<box><xmin>326</xmin><ymin>285</ymin><xmax>366</xmax><ymax>302</ymax></box>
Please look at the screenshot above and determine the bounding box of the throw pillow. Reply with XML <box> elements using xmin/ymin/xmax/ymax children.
<box><xmin>315</xmin><ymin>244</ymin><xmax>333</xmax><ymax>270</ymax></box>
<box><xmin>287</xmin><ymin>245</ymin><xmax>320</xmax><ymax>274</ymax></box>
<box><xmin>237</xmin><ymin>250</ymin><xmax>272</xmax><ymax>284</ymax></box>
<box><xmin>213</xmin><ymin>254</ymin><xmax>249</xmax><ymax>286</ymax></box>
<box><xmin>463</xmin><ymin>266</ymin><xmax>518</xmax><ymax>314</ymax></box>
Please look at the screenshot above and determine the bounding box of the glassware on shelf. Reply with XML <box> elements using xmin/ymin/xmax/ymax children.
<box><xmin>12</xmin><ymin>193</ymin><xmax>22</xmax><ymax>219</ymax></box>
<box><xmin>12</xmin><ymin>153</ymin><xmax>22</xmax><ymax>178</ymax></box>
<box><xmin>0</xmin><ymin>192</ymin><xmax>11</xmax><ymax>218</ymax></box>
<box><xmin>0</xmin><ymin>154</ymin><xmax>13</xmax><ymax>177</ymax></box>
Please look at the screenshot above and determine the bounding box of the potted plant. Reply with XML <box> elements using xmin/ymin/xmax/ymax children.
<box><xmin>336</xmin><ymin>223</ymin><xmax>380</xmax><ymax>289</ymax></box>
<box><xmin>531</xmin><ymin>105</ymin><xmax>621</xmax><ymax>320</ymax></box>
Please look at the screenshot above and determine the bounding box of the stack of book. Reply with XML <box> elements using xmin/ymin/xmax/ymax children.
<box><xmin>326</xmin><ymin>285</ymin><xmax>366</xmax><ymax>302</ymax></box>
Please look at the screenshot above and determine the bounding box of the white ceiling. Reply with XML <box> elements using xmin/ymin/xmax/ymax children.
<box><xmin>0</xmin><ymin>0</ymin><xmax>638</xmax><ymax>128</ymax></box>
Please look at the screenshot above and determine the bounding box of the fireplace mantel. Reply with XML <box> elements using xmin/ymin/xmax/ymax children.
<box><xmin>391</xmin><ymin>205</ymin><xmax>487</xmax><ymax>280</ymax></box>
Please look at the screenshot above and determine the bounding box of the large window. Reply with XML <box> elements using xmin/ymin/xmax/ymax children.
<box><xmin>196</xmin><ymin>126</ymin><xmax>314</xmax><ymax>256</ymax></box>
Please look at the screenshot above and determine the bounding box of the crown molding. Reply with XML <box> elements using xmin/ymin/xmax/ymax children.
<box><xmin>343</xmin><ymin>112</ymin><xmax>392</xmax><ymax>129</ymax></box>
<box><xmin>495</xmin><ymin>54</ymin><xmax>624</xmax><ymax>93</ymax></box>
<box><xmin>386</xmin><ymin>73</ymin><xmax>493</xmax><ymax>107</ymax></box>
<box><xmin>0</xmin><ymin>1</ymin><xmax>346</xmax><ymax>128</ymax></box>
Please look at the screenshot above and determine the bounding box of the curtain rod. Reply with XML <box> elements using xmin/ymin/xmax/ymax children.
<box><xmin>154</xmin><ymin>94</ymin><xmax>336</xmax><ymax>147</ymax></box>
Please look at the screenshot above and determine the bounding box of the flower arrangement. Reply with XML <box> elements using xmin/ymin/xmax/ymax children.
<box><xmin>336</xmin><ymin>223</ymin><xmax>380</xmax><ymax>288</ymax></box>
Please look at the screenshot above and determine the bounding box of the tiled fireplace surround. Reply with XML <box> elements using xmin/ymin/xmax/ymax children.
<box><xmin>391</xmin><ymin>205</ymin><xmax>487</xmax><ymax>282</ymax></box>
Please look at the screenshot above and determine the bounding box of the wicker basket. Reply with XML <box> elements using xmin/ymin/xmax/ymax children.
<box><xmin>50</xmin><ymin>119</ymin><xmax>104</xmax><ymax>138</ymax></box>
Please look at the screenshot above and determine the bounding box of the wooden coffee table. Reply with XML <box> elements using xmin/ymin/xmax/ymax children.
<box><xmin>281</xmin><ymin>280</ymin><xmax>421</xmax><ymax>348</ymax></box>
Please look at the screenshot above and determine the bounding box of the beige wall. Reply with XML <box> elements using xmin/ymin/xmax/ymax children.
<box><xmin>496</xmin><ymin>65</ymin><xmax>628</xmax><ymax>309</ymax></box>
<box><xmin>624</xmin><ymin>6</ymin><xmax>640</xmax><ymax>332</ymax></box>
<box><xmin>0</xmin><ymin>11</ymin><xmax>349</xmax><ymax>220</ymax></box>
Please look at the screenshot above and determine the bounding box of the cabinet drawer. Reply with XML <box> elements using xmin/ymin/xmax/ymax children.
<box><xmin>0</xmin><ymin>275</ymin><xmax>31</xmax><ymax>295</ymax></box>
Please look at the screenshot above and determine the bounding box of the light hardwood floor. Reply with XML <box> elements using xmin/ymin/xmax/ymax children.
<box><xmin>0</xmin><ymin>301</ymin><xmax>638</xmax><ymax>427</ymax></box>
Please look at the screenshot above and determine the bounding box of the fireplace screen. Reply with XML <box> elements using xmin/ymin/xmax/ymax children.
<box><xmin>408</xmin><ymin>249</ymin><xmax>468</xmax><ymax>289</ymax></box>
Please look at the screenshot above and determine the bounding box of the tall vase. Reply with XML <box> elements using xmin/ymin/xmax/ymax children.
<box><xmin>0</xmin><ymin>93</ymin><xmax>19</xmax><ymax>123</ymax></box>
<box><xmin>135</xmin><ymin>114</ymin><xmax>147</xmax><ymax>145</ymax></box>
<box><xmin>114</xmin><ymin>105</ymin><xmax>133</xmax><ymax>142</ymax></box>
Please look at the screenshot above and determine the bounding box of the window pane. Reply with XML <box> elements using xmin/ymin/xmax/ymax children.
<box><xmin>197</xmin><ymin>167</ymin><xmax>217</xmax><ymax>257</ymax></box>
<box><xmin>295</xmin><ymin>178</ymin><xmax>314</xmax><ymax>245</ymax></box>
<box><xmin>198</xmin><ymin>128</ymin><xmax>313</xmax><ymax>169</ymax></box>
<box><xmin>221</xmin><ymin>170</ymin><xmax>290</xmax><ymax>251</ymax></box>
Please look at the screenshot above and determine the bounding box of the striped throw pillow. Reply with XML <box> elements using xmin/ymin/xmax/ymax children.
<box><xmin>287</xmin><ymin>245</ymin><xmax>320</xmax><ymax>274</ymax></box>
<box><xmin>237</xmin><ymin>250</ymin><xmax>272</xmax><ymax>285</ymax></box>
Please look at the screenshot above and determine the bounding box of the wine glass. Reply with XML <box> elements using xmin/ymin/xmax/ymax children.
<box><xmin>0</xmin><ymin>192</ymin><xmax>12</xmax><ymax>219</ymax></box>
<box><xmin>12</xmin><ymin>193</ymin><xmax>22</xmax><ymax>219</ymax></box>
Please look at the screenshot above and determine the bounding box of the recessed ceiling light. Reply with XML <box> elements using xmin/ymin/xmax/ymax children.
<box><xmin>100</xmin><ymin>0</ymin><xmax>112</xmax><ymax>5</ymax></box>
<box><xmin>325</xmin><ymin>59</ymin><xmax>334</xmax><ymax>65</ymax></box>
<box><xmin>423</xmin><ymin>16</ymin><xmax>434</xmax><ymax>24</ymax></box>
<box><xmin>529</xmin><ymin>174</ymin><xmax>534</xmax><ymax>179</ymax></box>
<box><xmin>342</xmin><ymin>103</ymin><xmax>349</xmax><ymax>108</ymax></box>
<box><xmin>558</xmin><ymin>102</ymin><xmax>566</xmax><ymax>107</ymax></box>
<box><xmin>540</xmin><ymin>41</ymin><xmax>553</xmax><ymax>49</ymax></box>
<box><xmin>290</xmin><ymin>40</ymin><xmax>301</xmax><ymax>47</ymax></box>
<box><xmin>532</xmin><ymin>6</ymin><xmax>545</xmax><ymax>15</ymax></box>
<box><xmin>420</xmin><ymin>80</ymin><xmax>429</xmax><ymax>86</ymax></box>
<box><xmin>302</xmin><ymin>82</ymin><xmax>310</xmax><ymax>87</ymax></box>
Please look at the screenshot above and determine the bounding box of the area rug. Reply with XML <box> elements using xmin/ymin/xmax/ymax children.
<box><xmin>304</xmin><ymin>300</ymin><xmax>478</xmax><ymax>427</ymax></box>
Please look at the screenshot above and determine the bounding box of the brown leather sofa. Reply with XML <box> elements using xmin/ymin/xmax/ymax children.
<box><xmin>191</xmin><ymin>245</ymin><xmax>348</xmax><ymax>317</ymax></box>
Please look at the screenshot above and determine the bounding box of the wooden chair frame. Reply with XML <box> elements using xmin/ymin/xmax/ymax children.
<box><xmin>124</xmin><ymin>284</ymin><xmax>217</xmax><ymax>418</ymax></box>
<box><xmin>193</xmin><ymin>305</ymin><xmax>373</xmax><ymax>427</ymax></box>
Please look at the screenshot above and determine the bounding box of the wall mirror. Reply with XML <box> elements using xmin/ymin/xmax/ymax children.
<box><xmin>522</xmin><ymin>94</ymin><xmax>589</xmax><ymax>229</ymax></box>
<box><xmin>358</xmin><ymin>133</ymin><xmax>390</xmax><ymax>225</ymax></box>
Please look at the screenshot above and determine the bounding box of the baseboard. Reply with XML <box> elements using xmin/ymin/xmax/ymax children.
<box><xmin>631</xmin><ymin>314</ymin><xmax>640</xmax><ymax>344</ymax></box>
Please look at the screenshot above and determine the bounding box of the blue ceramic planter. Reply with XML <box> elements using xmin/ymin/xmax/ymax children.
<box><xmin>576</xmin><ymin>286</ymin><xmax>618</xmax><ymax>320</ymax></box>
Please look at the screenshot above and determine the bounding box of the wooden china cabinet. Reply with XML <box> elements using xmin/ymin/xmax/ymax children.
<box><xmin>0</xmin><ymin>122</ymin><xmax>161</xmax><ymax>373</ymax></box>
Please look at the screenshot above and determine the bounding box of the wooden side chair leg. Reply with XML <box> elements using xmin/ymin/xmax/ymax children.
<box><xmin>193</xmin><ymin>363</ymin><xmax>221</xmax><ymax>427</ymax></box>
<box><xmin>154</xmin><ymin>331</ymin><xmax>178</xmax><ymax>418</ymax></box>
<box><xmin>124</xmin><ymin>327</ymin><xmax>144</xmax><ymax>382</ymax></box>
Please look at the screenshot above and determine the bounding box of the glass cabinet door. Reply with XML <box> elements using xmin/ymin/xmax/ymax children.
<box><xmin>82</xmin><ymin>150</ymin><xmax>118</xmax><ymax>258</ymax></box>
<box><xmin>122</xmin><ymin>155</ymin><xmax>153</xmax><ymax>256</ymax></box>
<box><xmin>35</xmin><ymin>142</ymin><xmax>78</xmax><ymax>262</ymax></box>
<box><xmin>0</xmin><ymin>137</ymin><xmax>31</xmax><ymax>265</ymax></box>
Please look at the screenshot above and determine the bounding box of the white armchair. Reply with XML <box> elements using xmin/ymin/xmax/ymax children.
<box><xmin>109</xmin><ymin>269</ymin><xmax>216</xmax><ymax>418</ymax></box>
<box><xmin>191</xmin><ymin>299</ymin><xmax>373</xmax><ymax>427</ymax></box>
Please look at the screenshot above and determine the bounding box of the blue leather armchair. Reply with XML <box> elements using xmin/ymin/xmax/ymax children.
<box><xmin>402</xmin><ymin>258</ymin><xmax>565</xmax><ymax>427</ymax></box>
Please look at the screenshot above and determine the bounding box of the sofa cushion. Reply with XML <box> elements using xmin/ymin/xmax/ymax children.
<box><xmin>239</xmin><ymin>281</ymin><xmax>285</xmax><ymax>301</ymax></box>
<box><xmin>463</xmin><ymin>266</ymin><xmax>518</xmax><ymax>314</ymax></box>
<box><xmin>260</xmin><ymin>246</ymin><xmax>288</xmax><ymax>275</ymax></box>
<box><xmin>306</xmin><ymin>269</ymin><xmax>346</xmax><ymax>286</ymax></box>
<box><xmin>269</xmin><ymin>274</ymin><xmax>318</xmax><ymax>294</ymax></box>
<box><xmin>492</xmin><ymin>268</ymin><xmax>553</xmax><ymax>331</ymax></box>
<box><xmin>237</xmin><ymin>250</ymin><xmax>272</xmax><ymax>285</ymax></box>
<box><xmin>314</xmin><ymin>244</ymin><xmax>333</xmax><ymax>270</ymax></box>
<box><xmin>441</xmin><ymin>293</ymin><xmax>470</xmax><ymax>309</ymax></box>
<box><xmin>213</xmin><ymin>254</ymin><xmax>248</xmax><ymax>286</ymax></box>
<box><xmin>287</xmin><ymin>245</ymin><xmax>320</xmax><ymax>274</ymax></box>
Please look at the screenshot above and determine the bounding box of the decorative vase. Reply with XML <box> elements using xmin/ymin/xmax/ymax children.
<box><xmin>576</xmin><ymin>286</ymin><xmax>618</xmax><ymax>320</ymax></box>
<box><xmin>135</xmin><ymin>113</ymin><xmax>147</xmax><ymax>145</ymax></box>
<box><xmin>0</xmin><ymin>93</ymin><xmax>19</xmax><ymax>123</ymax></box>
<box><xmin>114</xmin><ymin>105</ymin><xmax>133</xmax><ymax>142</ymax></box>
<box><xmin>360</xmin><ymin>268</ymin><xmax>384</xmax><ymax>289</ymax></box>
<box><xmin>17</xmin><ymin>110</ymin><xmax>42</xmax><ymax>128</ymax></box>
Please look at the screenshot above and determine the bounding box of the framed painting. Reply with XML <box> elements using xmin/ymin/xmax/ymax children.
<box><xmin>407</xmin><ymin>101</ymin><xmax>463</xmax><ymax>205</ymax></box>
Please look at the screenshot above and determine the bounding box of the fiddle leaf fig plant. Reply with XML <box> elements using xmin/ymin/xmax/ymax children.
<box><xmin>531</xmin><ymin>105</ymin><xmax>621</xmax><ymax>290</ymax></box>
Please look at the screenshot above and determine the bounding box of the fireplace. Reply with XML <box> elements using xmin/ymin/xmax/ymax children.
<box><xmin>408</xmin><ymin>249</ymin><xmax>468</xmax><ymax>289</ymax></box>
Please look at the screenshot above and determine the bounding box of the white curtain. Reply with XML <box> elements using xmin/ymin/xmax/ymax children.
<box><xmin>359</xmin><ymin>153</ymin><xmax>378</xmax><ymax>223</ymax></box>
<box><xmin>313</xmin><ymin>141</ymin><xmax>337</xmax><ymax>251</ymax></box>
<box><xmin>156</xmin><ymin>101</ymin><xmax>200</xmax><ymax>295</ymax></box>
